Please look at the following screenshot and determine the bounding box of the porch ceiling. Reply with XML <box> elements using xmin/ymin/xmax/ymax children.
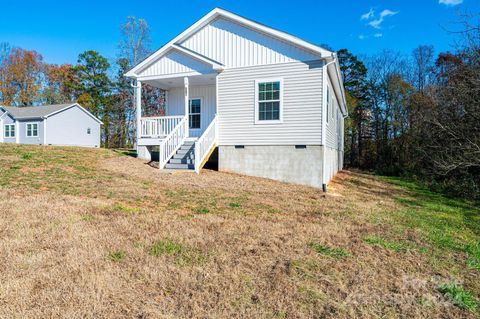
<box><xmin>143</xmin><ymin>74</ymin><xmax>216</xmax><ymax>89</ymax></box>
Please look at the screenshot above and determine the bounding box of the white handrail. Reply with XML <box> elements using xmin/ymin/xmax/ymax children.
<box><xmin>159</xmin><ymin>116</ymin><xmax>188</xmax><ymax>169</ymax></box>
<box><xmin>140</xmin><ymin>116</ymin><xmax>184</xmax><ymax>138</ymax></box>
<box><xmin>194</xmin><ymin>115</ymin><xmax>218</xmax><ymax>174</ymax></box>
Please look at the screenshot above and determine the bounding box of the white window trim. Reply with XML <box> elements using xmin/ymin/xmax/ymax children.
<box><xmin>254</xmin><ymin>78</ymin><xmax>283</xmax><ymax>125</ymax></box>
<box><xmin>4</xmin><ymin>124</ymin><xmax>15</xmax><ymax>138</ymax></box>
<box><xmin>189</xmin><ymin>97</ymin><xmax>202</xmax><ymax>130</ymax></box>
<box><xmin>26</xmin><ymin>123</ymin><xmax>39</xmax><ymax>138</ymax></box>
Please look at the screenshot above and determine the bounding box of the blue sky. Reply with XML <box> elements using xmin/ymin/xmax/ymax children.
<box><xmin>1</xmin><ymin>0</ymin><xmax>478</xmax><ymax>65</ymax></box>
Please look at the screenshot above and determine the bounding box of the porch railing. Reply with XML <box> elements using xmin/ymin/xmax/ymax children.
<box><xmin>140</xmin><ymin>116</ymin><xmax>184</xmax><ymax>138</ymax></box>
<box><xmin>194</xmin><ymin>115</ymin><xmax>218</xmax><ymax>174</ymax></box>
<box><xmin>159</xmin><ymin>116</ymin><xmax>188</xmax><ymax>169</ymax></box>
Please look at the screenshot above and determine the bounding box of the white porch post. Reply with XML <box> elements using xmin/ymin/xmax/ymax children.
<box><xmin>184</xmin><ymin>76</ymin><xmax>189</xmax><ymax>138</ymax></box>
<box><xmin>135</xmin><ymin>80</ymin><xmax>142</xmax><ymax>145</ymax></box>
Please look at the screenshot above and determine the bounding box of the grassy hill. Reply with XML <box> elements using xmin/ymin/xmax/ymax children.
<box><xmin>0</xmin><ymin>144</ymin><xmax>479</xmax><ymax>318</ymax></box>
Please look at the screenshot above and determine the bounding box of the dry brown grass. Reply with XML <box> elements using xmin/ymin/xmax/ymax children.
<box><xmin>0</xmin><ymin>144</ymin><xmax>478</xmax><ymax>318</ymax></box>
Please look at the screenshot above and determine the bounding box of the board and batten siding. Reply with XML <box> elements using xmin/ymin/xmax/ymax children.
<box><xmin>138</xmin><ymin>50</ymin><xmax>213</xmax><ymax>77</ymax></box>
<box><xmin>166</xmin><ymin>85</ymin><xmax>217</xmax><ymax>137</ymax></box>
<box><xmin>180</xmin><ymin>18</ymin><xmax>319</xmax><ymax>68</ymax></box>
<box><xmin>217</xmin><ymin>61</ymin><xmax>323</xmax><ymax>146</ymax></box>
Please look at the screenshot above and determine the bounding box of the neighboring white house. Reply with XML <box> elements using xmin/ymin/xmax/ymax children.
<box><xmin>0</xmin><ymin>103</ymin><xmax>102</xmax><ymax>148</ymax></box>
<box><xmin>125</xmin><ymin>8</ymin><xmax>347</xmax><ymax>189</ymax></box>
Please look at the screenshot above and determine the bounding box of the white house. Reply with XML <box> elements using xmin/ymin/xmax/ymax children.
<box><xmin>125</xmin><ymin>8</ymin><xmax>347</xmax><ymax>190</ymax></box>
<box><xmin>0</xmin><ymin>103</ymin><xmax>102</xmax><ymax>148</ymax></box>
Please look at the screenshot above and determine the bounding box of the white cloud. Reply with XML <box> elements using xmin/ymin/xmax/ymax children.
<box><xmin>358</xmin><ymin>34</ymin><xmax>366</xmax><ymax>40</ymax></box>
<box><xmin>439</xmin><ymin>0</ymin><xmax>463</xmax><ymax>5</ymax></box>
<box><xmin>361</xmin><ymin>8</ymin><xmax>375</xmax><ymax>20</ymax></box>
<box><xmin>367</xmin><ymin>9</ymin><xmax>398</xmax><ymax>29</ymax></box>
<box><xmin>374</xmin><ymin>33</ymin><xmax>383</xmax><ymax>38</ymax></box>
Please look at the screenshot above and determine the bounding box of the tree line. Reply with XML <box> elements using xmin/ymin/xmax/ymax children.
<box><xmin>339</xmin><ymin>14</ymin><xmax>479</xmax><ymax>200</ymax></box>
<box><xmin>0</xmin><ymin>14</ymin><xmax>478</xmax><ymax>200</ymax></box>
<box><xmin>0</xmin><ymin>17</ymin><xmax>159</xmax><ymax>148</ymax></box>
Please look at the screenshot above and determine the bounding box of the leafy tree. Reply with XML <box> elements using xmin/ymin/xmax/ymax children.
<box><xmin>0</xmin><ymin>47</ymin><xmax>44</xmax><ymax>106</ymax></box>
<box><xmin>74</xmin><ymin>50</ymin><xmax>111</xmax><ymax>146</ymax></box>
<box><xmin>43</xmin><ymin>64</ymin><xmax>79</xmax><ymax>104</ymax></box>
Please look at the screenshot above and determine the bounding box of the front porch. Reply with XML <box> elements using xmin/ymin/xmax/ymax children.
<box><xmin>135</xmin><ymin>74</ymin><xmax>218</xmax><ymax>173</ymax></box>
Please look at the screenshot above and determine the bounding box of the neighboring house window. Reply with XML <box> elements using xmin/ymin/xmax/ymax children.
<box><xmin>256</xmin><ymin>79</ymin><xmax>282</xmax><ymax>123</ymax></box>
<box><xmin>189</xmin><ymin>98</ymin><xmax>201</xmax><ymax>129</ymax></box>
<box><xmin>4</xmin><ymin>124</ymin><xmax>15</xmax><ymax>138</ymax></box>
<box><xmin>26</xmin><ymin>123</ymin><xmax>38</xmax><ymax>137</ymax></box>
<box><xmin>87</xmin><ymin>128</ymin><xmax>91</xmax><ymax>134</ymax></box>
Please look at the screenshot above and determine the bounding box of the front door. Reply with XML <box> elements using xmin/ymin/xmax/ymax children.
<box><xmin>189</xmin><ymin>98</ymin><xmax>202</xmax><ymax>137</ymax></box>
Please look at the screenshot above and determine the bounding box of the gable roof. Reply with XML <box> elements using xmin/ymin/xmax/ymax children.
<box><xmin>126</xmin><ymin>8</ymin><xmax>332</xmax><ymax>78</ymax></box>
<box><xmin>0</xmin><ymin>103</ymin><xmax>103</xmax><ymax>124</ymax></box>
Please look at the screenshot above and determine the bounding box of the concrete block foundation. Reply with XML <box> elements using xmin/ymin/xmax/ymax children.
<box><xmin>218</xmin><ymin>145</ymin><xmax>324</xmax><ymax>188</ymax></box>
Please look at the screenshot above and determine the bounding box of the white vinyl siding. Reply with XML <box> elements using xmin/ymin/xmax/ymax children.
<box><xmin>166</xmin><ymin>85</ymin><xmax>216</xmax><ymax>137</ymax></box>
<box><xmin>324</xmin><ymin>75</ymin><xmax>345</xmax><ymax>184</ymax></box>
<box><xmin>218</xmin><ymin>61</ymin><xmax>323</xmax><ymax>145</ymax></box>
<box><xmin>138</xmin><ymin>49</ymin><xmax>214</xmax><ymax>77</ymax></box>
<box><xmin>180</xmin><ymin>18</ymin><xmax>320</xmax><ymax>68</ymax></box>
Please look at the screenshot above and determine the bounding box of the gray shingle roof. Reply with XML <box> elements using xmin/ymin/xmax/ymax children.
<box><xmin>0</xmin><ymin>103</ymin><xmax>76</xmax><ymax>119</ymax></box>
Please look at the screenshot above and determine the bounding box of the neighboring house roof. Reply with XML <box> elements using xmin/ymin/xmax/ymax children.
<box><xmin>0</xmin><ymin>103</ymin><xmax>103</xmax><ymax>124</ymax></box>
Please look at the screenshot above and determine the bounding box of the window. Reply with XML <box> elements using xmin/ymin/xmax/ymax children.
<box><xmin>256</xmin><ymin>80</ymin><xmax>282</xmax><ymax>123</ymax></box>
<box><xmin>4</xmin><ymin>124</ymin><xmax>15</xmax><ymax>138</ymax></box>
<box><xmin>87</xmin><ymin>128</ymin><xmax>91</xmax><ymax>134</ymax></box>
<box><xmin>26</xmin><ymin>123</ymin><xmax>38</xmax><ymax>137</ymax></box>
<box><xmin>189</xmin><ymin>98</ymin><xmax>201</xmax><ymax>129</ymax></box>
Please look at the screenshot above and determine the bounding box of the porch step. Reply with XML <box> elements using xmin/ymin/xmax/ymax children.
<box><xmin>164</xmin><ymin>163</ymin><xmax>195</xmax><ymax>170</ymax></box>
<box><xmin>164</xmin><ymin>139</ymin><xmax>197</xmax><ymax>170</ymax></box>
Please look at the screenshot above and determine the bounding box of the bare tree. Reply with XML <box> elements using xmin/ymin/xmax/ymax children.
<box><xmin>412</xmin><ymin>45</ymin><xmax>435</xmax><ymax>92</ymax></box>
<box><xmin>119</xmin><ymin>16</ymin><xmax>151</xmax><ymax>68</ymax></box>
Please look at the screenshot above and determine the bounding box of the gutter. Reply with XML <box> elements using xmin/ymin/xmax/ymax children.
<box><xmin>322</xmin><ymin>53</ymin><xmax>348</xmax><ymax>118</ymax></box>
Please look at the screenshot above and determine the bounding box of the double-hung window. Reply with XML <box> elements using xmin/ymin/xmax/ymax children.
<box><xmin>189</xmin><ymin>98</ymin><xmax>201</xmax><ymax>129</ymax></box>
<box><xmin>26</xmin><ymin>123</ymin><xmax>38</xmax><ymax>137</ymax></box>
<box><xmin>256</xmin><ymin>79</ymin><xmax>282</xmax><ymax>123</ymax></box>
<box><xmin>4</xmin><ymin>124</ymin><xmax>15</xmax><ymax>138</ymax></box>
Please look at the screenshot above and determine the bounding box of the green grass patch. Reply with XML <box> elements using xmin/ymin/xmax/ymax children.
<box><xmin>113</xmin><ymin>204</ymin><xmax>141</xmax><ymax>214</ymax></box>
<box><xmin>149</xmin><ymin>239</ymin><xmax>207</xmax><ymax>266</ymax></box>
<box><xmin>21</xmin><ymin>152</ymin><xmax>33</xmax><ymax>160</ymax></box>
<box><xmin>438</xmin><ymin>282</ymin><xmax>478</xmax><ymax>312</ymax></box>
<box><xmin>465</xmin><ymin>243</ymin><xmax>480</xmax><ymax>271</ymax></box>
<box><xmin>80</xmin><ymin>214</ymin><xmax>94</xmax><ymax>222</ymax></box>
<box><xmin>150</xmin><ymin>239</ymin><xmax>183</xmax><ymax>256</ymax></box>
<box><xmin>229</xmin><ymin>202</ymin><xmax>242</xmax><ymax>208</ymax></box>
<box><xmin>194</xmin><ymin>207</ymin><xmax>210</xmax><ymax>214</ymax></box>
<box><xmin>108</xmin><ymin>250</ymin><xmax>126</xmax><ymax>262</ymax></box>
<box><xmin>308</xmin><ymin>242</ymin><xmax>349</xmax><ymax>258</ymax></box>
<box><xmin>364</xmin><ymin>236</ymin><xmax>408</xmax><ymax>252</ymax></box>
